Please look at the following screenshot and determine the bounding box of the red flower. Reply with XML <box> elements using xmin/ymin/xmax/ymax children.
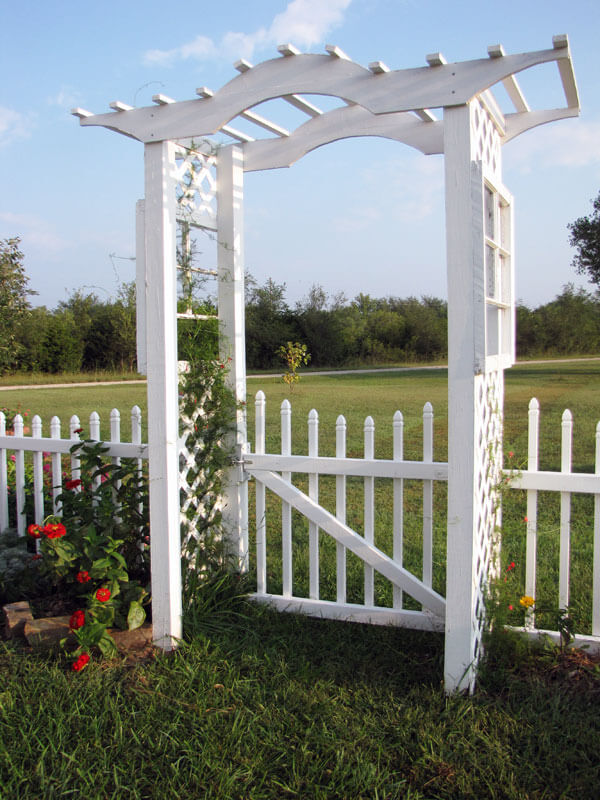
<box><xmin>96</xmin><ymin>587</ymin><xmax>111</xmax><ymax>603</ymax></box>
<box><xmin>523</xmin><ymin>516</ymin><xmax>529</xmax><ymax>523</ymax></box>
<box><xmin>31</xmin><ymin>554</ymin><xmax>42</xmax><ymax>561</ymax></box>
<box><xmin>506</xmin><ymin>561</ymin><xmax>515</xmax><ymax>572</ymax></box>
<box><xmin>76</xmin><ymin>570</ymin><xmax>91</xmax><ymax>584</ymax></box>
<box><xmin>508</xmin><ymin>451</ymin><xmax>514</xmax><ymax>458</ymax></box>
<box><xmin>44</xmin><ymin>522</ymin><xmax>67</xmax><ymax>539</ymax></box>
<box><xmin>71</xmin><ymin>653</ymin><xmax>90</xmax><ymax>671</ymax></box>
<box><xmin>69</xmin><ymin>610</ymin><xmax>85</xmax><ymax>630</ymax></box>
<box><xmin>27</xmin><ymin>523</ymin><xmax>42</xmax><ymax>539</ymax></box>
<box><xmin>65</xmin><ymin>478</ymin><xmax>82</xmax><ymax>490</ymax></box>
<box><xmin>508</xmin><ymin>604</ymin><xmax>514</xmax><ymax>611</ymax></box>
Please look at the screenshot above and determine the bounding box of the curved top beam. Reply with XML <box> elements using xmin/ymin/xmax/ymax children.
<box><xmin>75</xmin><ymin>41</ymin><xmax>578</xmax><ymax>145</ymax></box>
<box><xmin>242</xmin><ymin>104</ymin><xmax>443</xmax><ymax>172</ymax></box>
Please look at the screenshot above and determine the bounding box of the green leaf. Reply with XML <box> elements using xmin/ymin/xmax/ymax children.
<box><xmin>97</xmin><ymin>632</ymin><xmax>117</xmax><ymax>658</ymax></box>
<box><xmin>93</xmin><ymin>604</ymin><xmax>115</xmax><ymax>627</ymax></box>
<box><xmin>127</xmin><ymin>600</ymin><xmax>146</xmax><ymax>631</ymax></box>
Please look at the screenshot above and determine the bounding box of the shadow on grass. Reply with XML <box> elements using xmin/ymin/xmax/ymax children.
<box><xmin>182</xmin><ymin>574</ymin><xmax>445</xmax><ymax>693</ymax></box>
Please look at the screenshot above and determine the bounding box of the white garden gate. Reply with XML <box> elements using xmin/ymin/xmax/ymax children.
<box><xmin>73</xmin><ymin>35</ymin><xmax>579</xmax><ymax>691</ymax></box>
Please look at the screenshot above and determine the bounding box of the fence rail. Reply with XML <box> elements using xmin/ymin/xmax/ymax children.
<box><xmin>0</xmin><ymin>407</ymin><xmax>147</xmax><ymax>536</ymax></box>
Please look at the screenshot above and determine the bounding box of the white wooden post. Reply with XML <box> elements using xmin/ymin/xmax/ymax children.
<box><xmin>217</xmin><ymin>143</ymin><xmax>248</xmax><ymax>570</ymax></box>
<box><xmin>135</xmin><ymin>199</ymin><xmax>147</xmax><ymax>375</ymax></box>
<box><xmin>443</xmin><ymin>101</ymin><xmax>506</xmax><ymax>693</ymax></box>
<box><xmin>0</xmin><ymin>413</ymin><xmax>7</xmax><ymax>532</ymax></box>
<box><xmin>144</xmin><ymin>139</ymin><xmax>182</xmax><ymax>650</ymax></box>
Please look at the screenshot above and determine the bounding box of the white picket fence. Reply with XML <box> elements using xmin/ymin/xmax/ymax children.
<box><xmin>508</xmin><ymin>398</ymin><xmax>600</xmax><ymax>646</ymax></box>
<box><xmin>248</xmin><ymin>391</ymin><xmax>600</xmax><ymax>649</ymax></box>
<box><xmin>2</xmin><ymin>396</ymin><xmax>600</xmax><ymax>651</ymax></box>
<box><xmin>0</xmin><ymin>407</ymin><xmax>148</xmax><ymax>535</ymax></box>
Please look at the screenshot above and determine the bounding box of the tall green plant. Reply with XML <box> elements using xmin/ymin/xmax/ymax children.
<box><xmin>178</xmin><ymin>354</ymin><xmax>238</xmax><ymax>609</ymax></box>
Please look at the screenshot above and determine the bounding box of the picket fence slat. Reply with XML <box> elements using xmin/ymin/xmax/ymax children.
<box><xmin>50</xmin><ymin>417</ymin><xmax>62</xmax><ymax>514</ymax></box>
<box><xmin>422</xmin><ymin>402</ymin><xmax>434</xmax><ymax>589</ymax></box>
<box><xmin>32</xmin><ymin>416</ymin><xmax>44</xmax><ymax>527</ymax></box>
<box><xmin>525</xmin><ymin>397</ymin><xmax>539</xmax><ymax>628</ymax></box>
<box><xmin>308</xmin><ymin>409</ymin><xmax>319</xmax><ymax>601</ymax></box>
<box><xmin>14</xmin><ymin>416</ymin><xmax>25</xmax><ymax>536</ymax></box>
<box><xmin>0</xmin><ymin>413</ymin><xmax>8</xmax><ymax>531</ymax></box>
<box><xmin>255</xmin><ymin>391</ymin><xmax>266</xmax><ymax>595</ymax></box>
<box><xmin>364</xmin><ymin>416</ymin><xmax>375</xmax><ymax>607</ymax></box>
<box><xmin>594</xmin><ymin>422</ymin><xmax>600</xmax><ymax>636</ymax></box>
<box><xmin>393</xmin><ymin>410</ymin><xmax>404</xmax><ymax>609</ymax></box>
<box><xmin>281</xmin><ymin>400</ymin><xmax>293</xmax><ymax>598</ymax></box>
<box><xmin>335</xmin><ymin>414</ymin><xmax>347</xmax><ymax>605</ymax></box>
<box><xmin>559</xmin><ymin>410</ymin><xmax>573</xmax><ymax>609</ymax></box>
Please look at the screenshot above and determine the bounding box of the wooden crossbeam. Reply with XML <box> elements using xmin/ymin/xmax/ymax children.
<box><xmin>325</xmin><ymin>44</ymin><xmax>350</xmax><ymax>60</ymax></box>
<box><xmin>239</xmin><ymin>109</ymin><xmax>289</xmax><ymax>137</ymax></box>
<box><xmin>236</xmin><ymin>55</ymin><xmax>323</xmax><ymax>118</ymax></box>
<box><xmin>553</xmin><ymin>34</ymin><xmax>580</xmax><ymax>108</ymax></box>
<box><xmin>110</xmin><ymin>101</ymin><xmax>134</xmax><ymax>112</ymax></box>
<box><xmin>488</xmin><ymin>44</ymin><xmax>530</xmax><ymax>113</ymax></box>
<box><xmin>153</xmin><ymin>94</ymin><xmax>175</xmax><ymax>105</ymax></box>
<box><xmin>426</xmin><ymin>52</ymin><xmax>447</xmax><ymax>67</ymax></box>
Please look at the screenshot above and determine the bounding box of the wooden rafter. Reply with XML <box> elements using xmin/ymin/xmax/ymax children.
<box><xmin>73</xmin><ymin>37</ymin><xmax>579</xmax><ymax>148</ymax></box>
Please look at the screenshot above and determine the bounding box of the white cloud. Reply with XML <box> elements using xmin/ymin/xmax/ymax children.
<box><xmin>143</xmin><ymin>0</ymin><xmax>352</xmax><ymax>66</ymax></box>
<box><xmin>506</xmin><ymin>119</ymin><xmax>600</xmax><ymax>173</ymax></box>
<box><xmin>47</xmin><ymin>86</ymin><xmax>81</xmax><ymax>109</ymax></box>
<box><xmin>0</xmin><ymin>106</ymin><xmax>34</xmax><ymax>147</ymax></box>
<box><xmin>0</xmin><ymin>212</ymin><xmax>69</xmax><ymax>256</ymax></box>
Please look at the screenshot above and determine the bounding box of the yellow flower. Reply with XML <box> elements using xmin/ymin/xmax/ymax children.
<box><xmin>519</xmin><ymin>595</ymin><xmax>535</xmax><ymax>609</ymax></box>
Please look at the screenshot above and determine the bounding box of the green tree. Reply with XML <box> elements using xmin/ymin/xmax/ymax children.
<box><xmin>0</xmin><ymin>237</ymin><xmax>36</xmax><ymax>374</ymax></box>
<box><xmin>568</xmin><ymin>191</ymin><xmax>600</xmax><ymax>286</ymax></box>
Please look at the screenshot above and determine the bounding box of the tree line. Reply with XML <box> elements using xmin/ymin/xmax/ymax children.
<box><xmin>3</xmin><ymin>220</ymin><xmax>600</xmax><ymax>375</ymax></box>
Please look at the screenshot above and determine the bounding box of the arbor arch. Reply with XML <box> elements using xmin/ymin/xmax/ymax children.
<box><xmin>74</xmin><ymin>35</ymin><xmax>579</xmax><ymax>692</ymax></box>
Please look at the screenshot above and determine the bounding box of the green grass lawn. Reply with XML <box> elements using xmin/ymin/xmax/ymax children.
<box><xmin>1</xmin><ymin>361</ymin><xmax>600</xmax><ymax>798</ymax></box>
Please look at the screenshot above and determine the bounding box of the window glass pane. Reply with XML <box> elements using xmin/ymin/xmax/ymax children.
<box><xmin>485</xmin><ymin>186</ymin><xmax>495</xmax><ymax>239</ymax></box>
<box><xmin>499</xmin><ymin>255</ymin><xmax>511</xmax><ymax>304</ymax></box>
<box><xmin>486</xmin><ymin>245</ymin><xmax>496</xmax><ymax>298</ymax></box>
<box><xmin>500</xmin><ymin>201</ymin><xmax>510</xmax><ymax>251</ymax></box>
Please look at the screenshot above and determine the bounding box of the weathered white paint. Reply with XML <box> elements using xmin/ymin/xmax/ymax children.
<box><xmin>135</xmin><ymin>199</ymin><xmax>147</xmax><ymax>375</ymax></box>
<box><xmin>217</xmin><ymin>144</ymin><xmax>248</xmax><ymax>571</ymax></box>
<box><xmin>144</xmin><ymin>139</ymin><xmax>182</xmax><ymax>650</ymax></box>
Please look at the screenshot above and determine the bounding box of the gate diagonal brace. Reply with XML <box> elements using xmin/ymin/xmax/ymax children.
<box><xmin>246</xmin><ymin>467</ymin><xmax>446</xmax><ymax>619</ymax></box>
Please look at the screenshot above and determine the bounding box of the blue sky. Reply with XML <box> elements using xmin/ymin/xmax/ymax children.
<box><xmin>1</xmin><ymin>0</ymin><xmax>599</xmax><ymax>310</ymax></box>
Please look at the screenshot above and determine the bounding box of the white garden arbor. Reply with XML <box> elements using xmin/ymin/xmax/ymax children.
<box><xmin>73</xmin><ymin>35</ymin><xmax>579</xmax><ymax>692</ymax></box>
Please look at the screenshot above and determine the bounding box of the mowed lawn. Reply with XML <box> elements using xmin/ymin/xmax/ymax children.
<box><xmin>1</xmin><ymin>361</ymin><xmax>600</xmax><ymax>798</ymax></box>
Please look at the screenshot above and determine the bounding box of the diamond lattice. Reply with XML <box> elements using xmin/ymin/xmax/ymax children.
<box><xmin>179</xmin><ymin>389</ymin><xmax>222</xmax><ymax>556</ymax></box>
<box><xmin>471</xmin><ymin>99</ymin><xmax>501</xmax><ymax>180</ymax></box>
<box><xmin>471</xmin><ymin>368</ymin><xmax>504</xmax><ymax>664</ymax></box>
<box><xmin>174</xmin><ymin>146</ymin><xmax>217</xmax><ymax>223</ymax></box>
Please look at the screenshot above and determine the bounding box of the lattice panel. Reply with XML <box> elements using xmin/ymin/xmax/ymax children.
<box><xmin>471</xmin><ymin>99</ymin><xmax>501</xmax><ymax>181</ymax></box>
<box><xmin>471</xmin><ymin>368</ymin><xmax>504</xmax><ymax>666</ymax></box>
<box><xmin>174</xmin><ymin>146</ymin><xmax>217</xmax><ymax>223</ymax></box>
<box><xmin>179</xmin><ymin>389</ymin><xmax>222</xmax><ymax>558</ymax></box>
